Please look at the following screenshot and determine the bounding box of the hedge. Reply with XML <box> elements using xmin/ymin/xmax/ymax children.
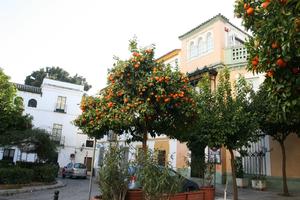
<box><xmin>33</xmin><ymin>165</ymin><xmax>58</xmax><ymax>182</ymax></box>
<box><xmin>0</xmin><ymin>167</ymin><xmax>33</xmax><ymax>184</ymax></box>
<box><xmin>0</xmin><ymin>160</ymin><xmax>14</xmax><ymax>168</ymax></box>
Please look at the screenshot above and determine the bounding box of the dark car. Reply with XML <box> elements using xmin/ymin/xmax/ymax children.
<box><xmin>62</xmin><ymin>162</ymin><xmax>87</xmax><ymax>179</ymax></box>
<box><xmin>128</xmin><ymin>165</ymin><xmax>199</xmax><ymax>192</ymax></box>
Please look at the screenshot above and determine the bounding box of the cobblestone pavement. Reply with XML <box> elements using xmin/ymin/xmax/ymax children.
<box><xmin>0</xmin><ymin>177</ymin><xmax>99</xmax><ymax>200</ymax></box>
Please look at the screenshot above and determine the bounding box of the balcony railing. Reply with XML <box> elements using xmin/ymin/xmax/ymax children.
<box><xmin>54</xmin><ymin>103</ymin><xmax>67</xmax><ymax>113</ymax></box>
<box><xmin>50</xmin><ymin>135</ymin><xmax>65</xmax><ymax>147</ymax></box>
<box><xmin>224</xmin><ymin>45</ymin><xmax>248</xmax><ymax>65</ymax></box>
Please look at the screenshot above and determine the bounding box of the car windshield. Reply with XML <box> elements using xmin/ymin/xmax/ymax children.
<box><xmin>74</xmin><ymin>163</ymin><xmax>86</xmax><ymax>169</ymax></box>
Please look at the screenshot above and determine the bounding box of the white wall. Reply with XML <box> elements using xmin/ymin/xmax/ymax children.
<box><xmin>11</xmin><ymin>78</ymin><xmax>91</xmax><ymax>167</ymax></box>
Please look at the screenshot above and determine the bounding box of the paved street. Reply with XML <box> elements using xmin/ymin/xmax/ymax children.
<box><xmin>0</xmin><ymin>177</ymin><xmax>99</xmax><ymax>200</ymax></box>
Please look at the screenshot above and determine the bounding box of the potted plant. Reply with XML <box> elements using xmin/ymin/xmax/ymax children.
<box><xmin>199</xmin><ymin>160</ymin><xmax>215</xmax><ymax>200</ymax></box>
<box><xmin>251</xmin><ymin>151</ymin><xmax>267</xmax><ymax>190</ymax></box>
<box><xmin>251</xmin><ymin>175</ymin><xmax>267</xmax><ymax>191</ymax></box>
<box><xmin>133</xmin><ymin>150</ymin><xmax>182</xmax><ymax>200</ymax></box>
<box><xmin>235</xmin><ymin>157</ymin><xmax>248</xmax><ymax>188</ymax></box>
<box><xmin>97</xmin><ymin>143</ymin><xmax>131</xmax><ymax>200</ymax></box>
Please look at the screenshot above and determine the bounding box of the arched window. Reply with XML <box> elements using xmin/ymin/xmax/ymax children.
<box><xmin>197</xmin><ymin>37</ymin><xmax>205</xmax><ymax>55</ymax></box>
<box><xmin>206</xmin><ymin>32</ymin><xmax>213</xmax><ymax>51</ymax></box>
<box><xmin>28</xmin><ymin>99</ymin><xmax>37</xmax><ymax>108</ymax></box>
<box><xmin>189</xmin><ymin>41</ymin><xmax>197</xmax><ymax>58</ymax></box>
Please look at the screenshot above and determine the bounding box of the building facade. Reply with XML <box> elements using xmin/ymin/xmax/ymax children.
<box><xmin>177</xmin><ymin>13</ymin><xmax>300</xmax><ymax>189</ymax></box>
<box><xmin>0</xmin><ymin>78</ymin><xmax>95</xmax><ymax>171</ymax></box>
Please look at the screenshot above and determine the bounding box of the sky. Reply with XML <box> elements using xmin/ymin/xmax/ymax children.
<box><xmin>0</xmin><ymin>0</ymin><xmax>244</xmax><ymax>94</ymax></box>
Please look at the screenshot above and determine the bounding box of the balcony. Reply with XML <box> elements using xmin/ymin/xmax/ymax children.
<box><xmin>54</xmin><ymin>103</ymin><xmax>67</xmax><ymax>113</ymax></box>
<box><xmin>50</xmin><ymin>135</ymin><xmax>65</xmax><ymax>147</ymax></box>
<box><xmin>224</xmin><ymin>45</ymin><xmax>248</xmax><ymax>65</ymax></box>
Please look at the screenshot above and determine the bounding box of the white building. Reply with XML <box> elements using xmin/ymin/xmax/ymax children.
<box><xmin>0</xmin><ymin>78</ymin><xmax>95</xmax><ymax>171</ymax></box>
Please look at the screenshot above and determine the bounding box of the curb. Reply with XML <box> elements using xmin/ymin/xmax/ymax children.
<box><xmin>0</xmin><ymin>180</ymin><xmax>66</xmax><ymax>196</ymax></box>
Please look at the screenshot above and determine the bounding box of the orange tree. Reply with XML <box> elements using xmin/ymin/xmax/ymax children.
<box><xmin>234</xmin><ymin>0</ymin><xmax>300</xmax><ymax>196</ymax></box>
<box><xmin>74</xmin><ymin>40</ymin><xmax>197</xmax><ymax>151</ymax></box>
<box><xmin>234</xmin><ymin>0</ymin><xmax>300</xmax><ymax>120</ymax></box>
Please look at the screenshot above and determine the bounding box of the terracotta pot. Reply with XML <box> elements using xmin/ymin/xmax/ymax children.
<box><xmin>90</xmin><ymin>195</ymin><xmax>102</xmax><ymax>200</ymax></box>
<box><xmin>200</xmin><ymin>186</ymin><xmax>215</xmax><ymax>200</ymax></box>
<box><xmin>169</xmin><ymin>193</ymin><xmax>186</xmax><ymax>200</ymax></box>
<box><xmin>169</xmin><ymin>190</ymin><xmax>205</xmax><ymax>200</ymax></box>
<box><xmin>126</xmin><ymin>189</ymin><xmax>143</xmax><ymax>200</ymax></box>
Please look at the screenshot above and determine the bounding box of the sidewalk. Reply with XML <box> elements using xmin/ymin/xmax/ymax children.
<box><xmin>0</xmin><ymin>180</ymin><xmax>65</xmax><ymax>196</ymax></box>
<box><xmin>215</xmin><ymin>183</ymin><xmax>300</xmax><ymax>200</ymax></box>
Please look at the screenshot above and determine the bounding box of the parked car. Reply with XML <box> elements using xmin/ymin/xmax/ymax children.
<box><xmin>128</xmin><ymin>165</ymin><xmax>199</xmax><ymax>192</ymax></box>
<box><xmin>62</xmin><ymin>162</ymin><xmax>87</xmax><ymax>179</ymax></box>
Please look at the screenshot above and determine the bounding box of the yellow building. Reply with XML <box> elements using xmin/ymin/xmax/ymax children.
<box><xmin>156</xmin><ymin>14</ymin><xmax>300</xmax><ymax>190</ymax></box>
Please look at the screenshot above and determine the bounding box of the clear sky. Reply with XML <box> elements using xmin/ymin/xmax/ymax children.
<box><xmin>0</xmin><ymin>0</ymin><xmax>244</xmax><ymax>94</ymax></box>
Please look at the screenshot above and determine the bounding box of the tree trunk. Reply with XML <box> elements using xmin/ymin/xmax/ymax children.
<box><xmin>229</xmin><ymin>149</ymin><xmax>238</xmax><ymax>200</ymax></box>
<box><xmin>279</xmin><ymin>140</ymin><xmax>289</xmax><ymax>196</ymax></box>
<box><xmin>142</xmin><ymin>131</ymin><xmax>148</xmax><ymax>154</ymax></box>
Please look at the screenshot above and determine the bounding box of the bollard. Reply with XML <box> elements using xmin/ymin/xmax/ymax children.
<box><xmin>54</xmin><ymin>190</ymin><xmax>59</xmax><ymax>200</ymax></box>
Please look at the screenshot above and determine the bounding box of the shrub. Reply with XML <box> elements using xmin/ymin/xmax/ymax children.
<box><xmin>0</xmin><ymin>160</ymin><xmax>14</xmax><ymax>168</ymax></box>
<box><xmin>99</xmin><ymin>144</ymin><xmax>131</xmax><ymax>200</ymax></box>
<box><xmin>0</xmin><ymin>167</ymin><xmax>33</xmax><ymax>184</ymax></box>
<box><xmin>136</xmin><ymin>150</ymin><xmax>182</xmax><ymax>200</ymax></box>
<box><xmin>15</xmin><ymin>161</ymin><xmax>43</xmax><ymax>169</ymax></box>
<box><xmin>33</xmin><ymin>164</ymin><xmax>58</xmax><ymax>182</ymax></box>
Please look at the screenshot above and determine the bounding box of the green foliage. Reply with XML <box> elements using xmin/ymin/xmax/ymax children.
<box><xmin>25</xmin><ymin>66</ymin><xmax>92</xmax><ymax>91</ymax></box>
<box><xmin>0</xmin><ymin>167</ymin><xmax>34</xmax><ymax>184</ymax></box>
<box><xmin>183</xmin><ymin>69</ymin><xmax>259</xmax><ymax>151</ymax></box>
<box><xmin>0</xmin><ymin>160</ymin><xmax>14</xmax><ymax>168</ymax></box>
<box><xmin>135</xmin><ymin>150</ymin><xmax>182</xmax><ymax>200</ymax></box>
<box><xmin>33</xmin><ymin>164</ymin><xmax>58</xmax><ymax>182</ymax></box>
<box><xmin>251</xmin><ymin>83</ymin><xmax>300</xmax><ymax>141</ymax></box>
<box><xmin>14</xmin><ymin>129</ymin><xmax>58</xmax><ymax>163</ymax></box>
<box><xmin>74</xmin><ymin>39</ymin><xmax>197</xmax><ymax>143</ymax></box>
<box><xmin>0</xmin><ymin>69</ymin><xmax>32</xmax><ymax>145</ymax></box>
<box><xmin>234</xmin><ymin>0</ymin><xmax>300</xmax><ymax>120</ymax></box>
<box><xmin>99</xmin><ymin>144</ymin><xmax>131</xmax><ymax>200</ymax></box>
<box><xmin>15</xmin><ymin>162</ymin><xmax>58</xmax><ymax>182</ymax></box>
<box><xmin>235</xmin><ymin>157</ymin><xmax>244</xmax><ymax>178</ymax></box>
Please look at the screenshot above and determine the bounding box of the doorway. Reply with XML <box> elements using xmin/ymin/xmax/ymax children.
<box><xmin>84</xmin><ymin>157</ymin><xmax>92</xmax><ymax>171</ymax></box>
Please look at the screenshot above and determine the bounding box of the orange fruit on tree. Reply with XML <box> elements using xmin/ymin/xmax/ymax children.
<box><xmin>252</xmin><ymin>59</ymin><xmax>258</xmax><ymax>66</ymax></box>
<box><xmin>271</xmin><ymin>42</ymin><xmax>279</xmax><ymax>49</ymax></box>
<box><xmin>244</xmin><ymin>3</ymin><xmax>250</xmax><ymax>10</ymax></box>
<box><xmin>107</xmin><ymin>102</ymin><xmax>114</xmax><ymax>108</ymax></box>
<box><xmin>261</xmin><ymin>1</ymin><xmax>270</xmax><ymax>9</ymax></box>
<box><xmin>266</xmin><ymin>70</ymin><xmax>275</xmax><ymax>78</ymax></box>
<box><xmin>247</xmin><ymin>7</ymin><xmax>254</xmax><ymax>15</ymax></box>
<box><xmin>276</xmin><ymin>58</ymin><xmax>287</xmax><ymax>68</ymax></box>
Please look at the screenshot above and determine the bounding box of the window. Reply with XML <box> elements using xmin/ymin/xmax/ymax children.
<box><xmin>189</xmin><ymin>41</ymin><xmax>197</xmax><ymax>58</ymax></box>
<box><xmin>55</xmin><ymin>96</ymin><xmax>66</xmax><ymax>113</ymax></box>
<box><xmin>197</xmin><ymin>37</ymin><xmax>206</xmax><ymax>55</ymax></box>
<box><xmin>2</xmin><ymin>149</ymin><xmax>15</xmax><ymax>162</ymax></box>
<box><xmin>206</xmin><ymin>32</ymin><xmax>213</xmax><ymax>51</ymax></box>
<box><xmin>28</xmin><ymin>99</ymin><xmax>37</xmax><ymax>108</ymax></box>
<box><xmin>86</xmin><ymin>140</ymin><xmax>94</xmax><ymax>148</ymax></box>
<box><xmin>52</xmin><ymin>124</ymin><xmax>63</xmax><ymax>141</ymax></box>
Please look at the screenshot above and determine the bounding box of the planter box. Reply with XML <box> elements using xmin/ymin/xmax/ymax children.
<box><xmin>91</xmin><ymin>195</ymin><xmax>102</xmax><ymax>200</ymax></box>
<box><xmin>200</xmin><ymin>187</ymin><xmax>215</xmax><ymax>200</ymax></box>
<box><xmin>125</xmin><ymin>189</ymin><xmax>212</xmax><ymax>200</ymax></box>
<box><xmin>251</xmin><ymin>180</ymin><xmax>267</xmax><ymax>190</ymax></box>
<box><xmin>236</xmin><ymin>178</ymin><xmax>249</xmax><ymax>188</ymax></box>
<box><xmin>126</xmin><ymin>189</ymin><xmax>144</xmax><ymax>200</ymax></box>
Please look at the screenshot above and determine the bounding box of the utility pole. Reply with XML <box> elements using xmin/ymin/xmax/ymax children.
<box><xmin>88</xmin><ymin>138</ymin><xmax>97</xmax><ymax>200</ymax></box>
